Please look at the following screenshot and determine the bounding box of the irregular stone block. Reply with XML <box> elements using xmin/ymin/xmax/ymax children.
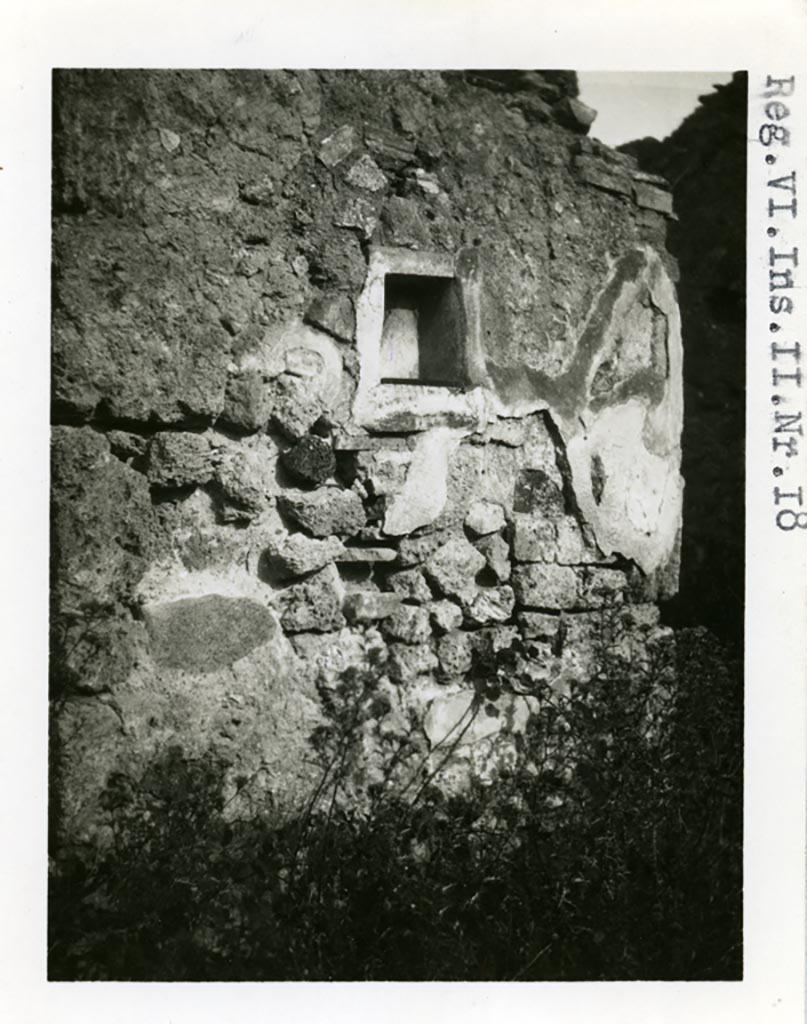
<box><xmin>343</xmin><ymin>591</ymin><xmax>403</xmax><ymax>623</ymax></box>
<box><xmin>333</xmin><ymin>196</ymin><xmax>378</xmax><ymax>239</ymax></box>
<box><xmin>143</xmin><ymin>595</ymin><xmax>276</xmax><ymax>672</ymax></box>
<box><xmin>147</xmin><ymin>432</ymin><xmax>212</xmax><ymax>487</ymax></box>
<box><xmin>265</xmin><ymin>534</ymin><xmax>344</xmax><ymax>580</ymax></box>
<box><xmin>575</xmin><ymin>567</ymin><xmax>628</xmax><ymax>609</ymax></box>
<box><xmin>397</xmin><ymin>527</ymin><xmax>455</xmax><ymax>568</ymax></box>
<box><xmin>573</xmin><ymin>155</ymin><xmax>633</xmax><ymax>197</ymax></box>
<box><xmin>631</xmin><ymin>169</ymin><xmax>670</xmax><ymax>188</ymax></box>
<box><xmin>555</xmin><ymin>517</ymin><xmax>607</xmax><ymax>565</ymax></box>
<box><xmin>512</xmin><ymin>515</ymin><xmax>556</xmax><ymax>563</ymax></box>
<box><xmin>280</xmin><ymin>564</ymin><xmax>346</xmax><ymax>633</ymax></box>
<box><xmin>436</xmin><ymin>630</ymin><xmax>474</xmax><ymax>678</ymax></box>
<box><xmin>553</xmin><ymin>96</ymin><xmax>598</xmax><ymax>133</ymax></box>
<box><xmin>345</xmin><ymin>154</ymin><xmax>388</xmax><ymax>192</ymax></box>
<box><xmin>336</xmin><ymin>546</ymin><xmax>398</xmax><ymax>564</ymax></box>
<box><xmin>365</xmin><ymin>127</ymin><xmax>416</xmax><ymax>168</ymax></box>
<box><xmin>221</xmin><ymin>370</ymin><xmax>272</xmax><ymax>432</ymax></box>
<box><xmin>475</xmin><ymin>533</ymin><xmax>511</xmax><ymax>582</ymax></box>
<box><xmin>281</xmin><ymin>435</ymin><xmax>336</xmax><ymax>484</ymax></box>
<box><xmin>511</xmin><ymin>564</ymin><xmax>578</xmax><ymax>610</ymax></box>
<box><xmin>466</xmin><ymin>586</ymin><xmax>515</xmax><ymax>626</ymax></box>
<box><xmin>317</xmin><ymin>124</ymin><xmax>358</xmax><ymax>167</ymax></box>
<box><xmin>382</xmin><ymin>604</ymin><xmax>432</xmax><ymax>645</ymax></box>
<box><xmin>107</xmin><ymin>430</ymin><xmax>148</xmax><ymax>462</ymax></box>
<box><xmin>213</xmin><ymin>436</ymin><xmax>280</xmax><ymax>520</ymax></box>
<box><xmin>429</xmin><ymin>600</ymin><xmax>464</xmax><ymax>635</ymax></box>
<box><xmin>634</xmin><ymin>181</ymin><xmax>675</xmax><ymax>216</ymax></box>
<box><xmin>425</xmin><ymin>536</ymin><xmax>487</xmax><ymax>603</ymax></box>
<box><xmin>387</xmin><ymin>567</ymin><xmax>433</xmax><ymax>603</ymax></box>
<box><xmin>238</xmin><ymin>176</ymin><xmax>275</xmax><ymax>205</ymax></box>
<box><xmin>278</xmin><ymin>487</ymin><xmax>366</xmax><ymax>537</ymax></box>
<box><xmin>465</xmin><ymin>500</ymin><xmax>506</xmax><ymax>536</ymax></box>
<box><xmin>473</xmin><ymin>625</ymin><xmax>519</xmax><ymax>654</ymax></box>
<box><xmin>379</xmin><ymin>196</ymin><xmax>430</xmax><ymax>248</ymax></box>
<box><xmin>388</xmin><ymin>642</ymin><xmax>438</xmax><ymax>682</ymax></box>
<box><xmin>304</xmin><ymin>293</ymin><xmax>356</xmax><ymax>344</ymax></box>
<box><xmin>269</xmin><ymin>375</ymin><xmax>324</xmax><ymax>440</ymax></box>
<box><xmin>52</xmin><ymin>427</ymin><xmax>161</xmax><ymax>616</ymax></box>
<box><xmin>517</xmin><ymin>611</ymin><xmax>562</xmax><ymax>642</ymax></box>
<box><xmin>513</xmin><ymin>94</ymin><xmax>554</xmax><ymax>125</ymax></box>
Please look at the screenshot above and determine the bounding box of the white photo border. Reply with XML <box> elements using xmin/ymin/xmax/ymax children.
<box><xmin>2</xmin><ymin>2</ymin><xmax>806</xmax><ymax>1022</ymax></box>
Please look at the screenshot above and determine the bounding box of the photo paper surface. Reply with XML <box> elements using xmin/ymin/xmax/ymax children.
<box><xmin>1</xmin><ymin>2</ymin><xmax>806</xmax><ymax>1022</ymax></box>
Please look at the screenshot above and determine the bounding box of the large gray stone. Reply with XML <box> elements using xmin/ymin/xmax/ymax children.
<box><xmin>343</xmin><ymin>591</ymin><xmax>403</xmax><ymax>623</ymax></box>
<box><xmin>212</xmin><ymin>435</ymin><xmax>280</xmax><ymax>520</ymax></box>
<box><xmin>269</xmin><ymin>374</ymin><xmax>324</xmax><ymax>440</ymax></box>
<box><xmin>575</xmin><ymin>567</ymin><xmax>628</xmax><ymax>608</ymax></box>
<box><xmin>436</xmin><ymin>630</ymin><xmax>474</xmax><ymax>679</ymax></box>
<box><xmin>281</xmin><ymin>436</ymin><xmax>336</xmax><ymax>484</ymax></box>
<box><xmin>424</xmin><ymin>537</ymin><xmax>486</xmax><ymax>603</ymax></box>
<box><xmin>387</xmin><ymin>567</ymin><xmax>433</xmax><ymax>603</ymax></box>
<box><xmin>388</xmin><ymin>642</ymin><xmax>438</xmax><ymax>682</ymax></box>
<box><xmin>465</xmin><ymin>586</ymin><xmax>515</xmax><ymax>626</ymax></box>
<box><xmin>317</xmin><ymin>124</ymin><xmax>358</xmax><ymax>167</ymax></box>
<box><xmin>221</xmin><ymin>370</ymin><xmax>272</xmax><ymax>432</ymax></box>
<box><xmin>475</xmin><ymin>533</ymin><xmax>511</xmax><ymax>582</ymax></box>
<box><xmin>517</xmin><ymin>611</ymin><xmax>562</xmax><ymax>643</ymax></box>
<box><xmin>465</xmin><ymin>500</ymin><xmax>506</xmax><ymax>536</ymax></box>
<box><xmin>278</xmin><ymin>487</ymin><xmax>366</xmax><ymax>537</ymax></box>
<box><xmin>304</xmin><ymin>292</ymin><xmax>356</xmax><ymax>344</ymax></box>
<box><xmin>397</xmin><ymin>527</ymin><xmax>455</xmax><ymax>568</ymax></box>
<box><xmin>382</xmin><ymin>604</ymin><xmax>432</xmax><ymax>645</ymax></box>
<box><xmin>279</xmin><ymin>564</ymin><xmax>346</xmax><ymax>633</ymax></box>
<box><xmin>265</xmin><ymin>534</ymin><xmax>344</xmax><ymax>579</ymax></box>
<box><xmin>143</xmin><ymin>595</ymin><xmax>276</xmax><ymax>672</ymax></box>
<box><xmin>147</xmin><ymin>432</ymin><xmax>212</xmax><ymax>487</ymax></box>
<box><xmin>429</xmin><ymin>600</ymin><xmax>463</xmax><ymax>635</ymax></box>
<box><xmin>553</xmin><ymin>96</ymin><xmax>598</xmax><ymax>133</ymax></box>
<box><xmin>51</xmin><ymin>426</ymin><xmax>160</xmax><ymax>613</ymax></box>
<box><xmin>345</xmin><ymin>154</ymin><xmax>388</xmax><ymax>192</ymax></box>
<box><xmin>336</xmin><ymin>546</ymin><xmax>397</xmax><ymax>564</ymax></box>
<box><xmin>512</xmin><ymin>515</ymin><xmax>556</xmax><ymax>563</ymax></box>
<box><xmin>511</xmin><ymin>564</ymin><xmax>579</xmax><ymax>610</ymax></box>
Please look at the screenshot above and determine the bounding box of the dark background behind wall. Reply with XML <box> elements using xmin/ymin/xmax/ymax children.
<box><xmin>623</xmin><ymin>72</ymin><xmax>747</xmax><ymax>649</ymax></box>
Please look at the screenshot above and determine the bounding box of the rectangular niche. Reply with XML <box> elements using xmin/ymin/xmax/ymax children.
<box><xmin>380</xmin><ymin>273</ymin><xmax>468</xmax><ymax>388</ymax></box>
<box><xmin>353</xmin><ymin>246</ymin><xmax>484</xmax><ymax>431</ymax></box>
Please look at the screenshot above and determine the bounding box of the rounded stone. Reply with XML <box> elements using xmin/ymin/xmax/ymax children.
<box><xmin>281</xmin><ymin>435</ymin><xmax>336</xmax><ymax>484</ymax></box>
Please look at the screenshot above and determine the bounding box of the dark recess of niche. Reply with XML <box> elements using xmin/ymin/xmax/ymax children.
<box><xmin>621</xmin><ymin>72</ymin><xmax>747</xmax><ymax>650</ymax></box>
<box><xmin>380</xmin><ymin>274</ymin><xmax>469</xmax><ymax>388</ymax></box>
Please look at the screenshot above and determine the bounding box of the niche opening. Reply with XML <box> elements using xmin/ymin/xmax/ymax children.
<box><xmin>379</xmin><ymin>274</ymin><xmax>468</xmax><ymax>387</ymax></box>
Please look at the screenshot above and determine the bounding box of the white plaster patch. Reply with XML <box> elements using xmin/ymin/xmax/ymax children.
<box><xmin>241</xmin><ymin>319</ymin><xmax>345</xmax><ymax>410</ymax></box>
<box><xmin>423</xmin><ymin>690</ymin><xmax>537</xmax><ymax>749</ymax></box>
<box><xmin>383</xmin><ymin>426</ymin><xmax>466</xmax><ymax>535</ymax></box>
<box><xmin>559</xmin><ymin>248</ymin><xmax>683</xmax><ymax>576</ymax></box>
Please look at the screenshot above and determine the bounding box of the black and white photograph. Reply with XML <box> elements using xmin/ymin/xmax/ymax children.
<box><xmin>2</xmin><ymin>2</ymin><xmax>806</xmax><ymax>1021</ymax></box>
<box><xmin>47</xmin><ymin>67</ymin><xmax>746</xmax><ymax>983</ymax></box>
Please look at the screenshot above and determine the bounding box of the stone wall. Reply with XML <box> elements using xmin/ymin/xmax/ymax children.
<box><xmin>51</xmin><ymin>70</ymin><xmax>683</xmax><ymax>846</ymax></box>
